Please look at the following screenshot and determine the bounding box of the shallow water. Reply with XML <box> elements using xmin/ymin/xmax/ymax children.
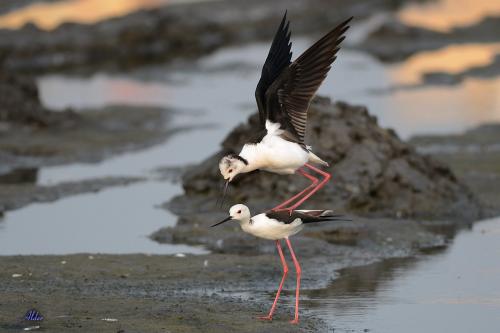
<box><xmin>1</xmin><ymin>27</ymin><xmax>499</xmax><ymax>255</ymax></box>
<box><xmin>297</xmin><ymin>216</ymin><xmax>500</xmax><ymax>332</ymax></box>
<box><xmin>0</xmin><ymin>181</ymin><xmax>207</xmax><ymax>255</ymax></box>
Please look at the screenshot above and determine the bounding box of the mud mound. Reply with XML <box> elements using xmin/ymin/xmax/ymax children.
<box><xmin>0</xmin><ymin>72</ymin><xmax>78</xmax><ymax>127</ymax></box>
<box><xmin>170</xmin><ymin>97</ymin><xmax>482</xmax><ymax>221</ymax></box>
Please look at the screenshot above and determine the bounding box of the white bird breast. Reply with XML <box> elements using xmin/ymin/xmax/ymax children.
<box><xmin>258</xmin><ymin>135</ymin><xmax>309</xmax><ymax>174</ymax></box>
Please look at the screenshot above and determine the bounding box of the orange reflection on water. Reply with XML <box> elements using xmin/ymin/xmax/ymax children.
<box><xmin>398</xmin><ymin>0</ymin><xmax>500</xmax><ymax>31</ymax></box>
<box><xmin>0</xmin><ymin>0</ymin><xmax>170</xmax><ymax>30</ymax></box>
<box><xmin>390</xmin><ymin>43</ymin><xmax>500</xmax><ymax>84</ymax></box>
<box><xmin>383</xmin><ymin>78</ymin><xmax>500</xmax><ymax>137</ymax></box>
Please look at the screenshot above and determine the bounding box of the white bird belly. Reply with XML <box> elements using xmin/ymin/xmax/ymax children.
<box><xmin>241</xmin><ymin>215</ymin><xmax>304</xmax><ymax>240</ymax></box>
<box><xmin>259</xmin><ymin>136</ymin><xmax>308</xmax><ymax>174</ymax></box>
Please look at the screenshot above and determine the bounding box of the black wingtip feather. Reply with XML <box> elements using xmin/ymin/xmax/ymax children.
<box><xmin>255</xmin><ymin>10</ymin><xmax>293</xmax><ymax>129</ymax></box>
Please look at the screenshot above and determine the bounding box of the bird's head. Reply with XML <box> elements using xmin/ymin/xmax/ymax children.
<box><xmin>218</xmin><ymin>154</ymin><xmax>247</xmax><ymax>182</ymax></box>
<box><xmin>217</xmin><ymin>154</ymin><xmax>248</xmax><ymax>207</ymax></box>
<box><xmin>210</xmin><ymin>204</ymin><xmax>251</xmax><ymax>227</ymax></box>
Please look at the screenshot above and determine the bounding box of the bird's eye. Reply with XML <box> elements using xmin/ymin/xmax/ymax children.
<box><xmin>228</xmin><ymin>169</ymin><xmax>233</xmax><ymax>173</ymax></box>
<box><xmin>237</xmin><ymin>210</ymin><xmax>241</xmax><ymax>214</ymax></box>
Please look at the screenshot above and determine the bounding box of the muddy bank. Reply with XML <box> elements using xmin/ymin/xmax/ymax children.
<box><xmin>0</xmin><ymin>176</ymin><xmax>142</xmax><ymax>213</ymax></box>
<box><xmin>169</xmin><ymin>97</ymin><xmax>482</xmax><ymax>222</ymax></box>
<box><xmin>410</xmin><ymin>124</ymin><xmax>500</xmax><ymax>216</ymax></box>
<box><xmin>421</xmin><ymin>53</ymin><xmax>500</xmax><ymax>86</ymax></box>
<box><xmin>0</xmin><ymin>73</ymin><xmax>177</xmax><ymax>214</ymax></box>
<box><xmin>0</xmin><ymin>105</ymin><xmax>173</xmax><ymax>172</ymax></box>
<box><xmin>360</xmin><ymin>16</ymin><xmax>500</xmax><ymax>62</ymax></box>
<box><xmin>0</xmin><ymin>72</ymin><xmax>78</xmax><ymax>127</ymax></box>
<box><xmin>0</xmin><ymin>73</ymin><xmax>174</xmax><ymax>173</ymax></box>
<box><xmin>0</xmin><ymin>0</ymin><xmax>416</xmax><ymax>73</ymax></box>
<box><xmin>0</xmin><ymin>254</ymin><xmax>327</xmax><ymax>332</ymax></box>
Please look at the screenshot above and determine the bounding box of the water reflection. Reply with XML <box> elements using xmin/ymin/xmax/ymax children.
<box><xmin>0</xmin><ymin>180</ymin><xmax>208</xmax><ymax>255</ymax></box>
<box><xmin>398</xmin><ymin>0</ymin><xmax>500</xmax><ymax>32</ymax></box>
<box><xmin>0</xmin><ymin>0</ymin><xmax>170</xmax><ymax>30</ymax></box>
<box><xmin>376</xmin><ymin>79</ymin><xmax>500</xmax><ymax>137</ymax></box>
<box><xmin>38</xmin><ymin>74</ymin><xmax>173</xmax><ymax>109</ymax></box>
<box><xmin>37</xmin><ymin>40</ymin><xmax>500</xmax><ymax>142</ymax></box>
<box><xmin>301</xmin><ymin>216</ymin><xmax>500</xmax><ymax>333</ymax></box>
<box><xmin>390</xmin><ymin>43</ymin><xmax>500</xmax><ymax>84</ymax></box>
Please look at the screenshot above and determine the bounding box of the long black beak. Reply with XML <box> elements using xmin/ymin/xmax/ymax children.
<box><xmin>218</xmin><ymin>179</ymin><xmax>230</xmax><ymax>208</ymax></box>
<box><xmin>210</xmin><ymin>216</ymin><xmax>232</xmax><ymax>227</ymax></box>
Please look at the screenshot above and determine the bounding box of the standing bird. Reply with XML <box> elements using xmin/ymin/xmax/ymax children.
<box><xmin>219</xmin><ymin>14</ymin><xmax>352</xmax><ymax>212</ymax></box>
<box><xmin>211</xmin><ymin>204</ymin><xmax>346</xmax><ymax>324</ymax></box>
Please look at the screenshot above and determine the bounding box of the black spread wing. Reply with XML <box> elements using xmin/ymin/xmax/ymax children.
<box><xmin>266</xmin><ymin>17</ymin><xmax>352</xmax><ymax>145</ymax></box>
<box><xmin>255</xmin><ymin>12</ymin><xmax>293</xmax><ymax>129</ymax></box>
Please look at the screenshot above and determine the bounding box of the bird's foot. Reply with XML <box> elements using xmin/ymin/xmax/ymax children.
<box><xmin>290</xmin><ymin>318</ymin><xmax>300</xmax><ymax>325</ymax></box>
<box><xmin>257</xmin><ymin>315</ymin><xmax>273</xmax><ymax>321</ymax></box>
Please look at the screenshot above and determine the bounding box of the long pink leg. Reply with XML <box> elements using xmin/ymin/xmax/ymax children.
<box><xmin>272</xmin><ymin>169</ymin><xmax>318</xmax><ymax>211</ymax></box>
<box><xmin>259</xmin><ymin>240</ymin><xmax>289</xmax><ymax>321</ymax></box>
<box><xmin>285</xmin><ymin>238</ymin><xmax>301</xmax><ymax>324</ymax></box>
<box><xmin>283</xmin><ymin>163</ymin><xmax>331</xmax><ymax>212</ymax></box>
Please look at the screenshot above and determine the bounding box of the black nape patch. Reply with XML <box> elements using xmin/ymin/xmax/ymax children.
<box><xmin>229</xmin><ymin>154</ymin><xmax>249</xmax><ymax>165</ymax></box>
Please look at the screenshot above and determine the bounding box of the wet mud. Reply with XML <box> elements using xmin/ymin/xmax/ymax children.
<box><xmin>361</xmin><ymin>16</ymin><xmax>500</xmax><ymax>61</ymax></box>
<box><xmin>0</xmin><ymin>74</ymin><xmax>178</xmax><ymax>214</ymax></box>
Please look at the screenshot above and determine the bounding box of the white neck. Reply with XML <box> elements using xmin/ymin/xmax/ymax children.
<box><xmin>239</xmin><ymin>143</ymin><xmax>265</xmax><ymax>173</ymax></box>
<box><xmin>238</xmin><ymin>217</ymin><xmax>253</xmax><ymax>232</ymax></box>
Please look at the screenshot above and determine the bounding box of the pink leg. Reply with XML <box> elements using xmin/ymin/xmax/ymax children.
<box><xmin>285</xmin><ymin>238</ymin><xmax>301</xmax><ymax>324</ymax></box>
<box><xmin>272</xmin><ymin>169</ymin><xmax>318</xmax><ymax>211</ymax></box>
<box><xmin>283</xmin><ymin>163</ymin><xmax>331</xmax><ymax>211</ymax></box>
<box><xmin>259</xmin><ymin>240</ymin><xmax>289</xmax><ymax>321</ymax></box>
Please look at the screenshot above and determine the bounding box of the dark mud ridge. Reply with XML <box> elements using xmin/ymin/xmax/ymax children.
<box><xmin>0</xmin><ymin>73</ymin><xmax>173</xmax><ymax>213</ymax></box>
<box><xmin>0</xmin><ymin>0</ymin><xmax>415</xmax><ymax>73</ymax></box>
<box><xmin>171</xmin><ymin>96</ymin><xmax>482</xmax><ymax>220</ymax></box>
<box><xmin>155</xmin><ymin>96</ymin><xmax>483</xmax><ymax>254</ymax></box>
<box><xmin>360</xmin><ymin>16</ymin><xmax>500</xmax><ymax>62</ymax></box>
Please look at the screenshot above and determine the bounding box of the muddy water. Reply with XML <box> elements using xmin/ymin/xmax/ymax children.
<box><xmin>269</xmin><ymin>216</ymin><xmax>500</xmax><ymax>332</ymax></box>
